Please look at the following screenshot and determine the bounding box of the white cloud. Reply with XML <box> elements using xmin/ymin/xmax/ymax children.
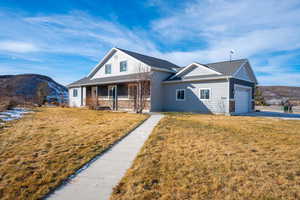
<box><xmin>151</xmin><ymin>0</ymin><xmax>300</xmax><ymax>61</ymax></box>
<box><xmin>148</xmin><ymin>0</ymin><xmax>300</xmax><ymax>86</ymax></box>
<box><xmin>0</xmin><ymin>10</ymin><xmax>157</xmax><ymax>61</ymax></box>
<box><xmin>0</xmin><ymin>41</ymin><xmax>39</xmax><ymax>53</ymax></box>
<box><xmin>0</xmin><ymin>2</ymin><xmax>300</xmax><ymax>86</ymax></box>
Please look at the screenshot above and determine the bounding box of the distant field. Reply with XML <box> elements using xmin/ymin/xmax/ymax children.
<box><xmin>0</xmin><ymin>107</ymin><xmax>147</xmax><ymax>200</ymax></box>
<box><xmin>111</xmin><ymin>114</ymin><xmax>300</xmax><ymax>200</ymax></box>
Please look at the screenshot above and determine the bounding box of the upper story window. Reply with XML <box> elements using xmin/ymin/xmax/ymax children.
<box><xmin>73</xmin><ymin>89</ymin><xmax>78</xmax><ymax>97</ymax></box>
<box><xmin>176</xmin><ymin>89</ymin><xmax>185</xmax><ymax>101</ymax></box>
<box><xmin>120</xmin><ymin>61</ymin><xmax>127</xmax><ymax>72</ymax></box>
<box><xmin>200</xmin><ymin>88</ymin><xmax>210</xmax><ymax>100</ymax></box>
<box><xmin>105</xmin><ymin>64</ymin><xmax>112</xmax><ymax>74</ymax></box>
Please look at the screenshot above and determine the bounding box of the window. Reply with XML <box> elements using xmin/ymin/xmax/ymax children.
<box><xmin>105</xmin><ymin>64</ymin><xmax>111</xmax><ymax>74</ymax></box>
<box><xmin>200</xmin><ymin>89</ymin><xmax>210</xmax><ymax>100</ymax></box>
<box><xmin>73</xmin><ymin>89</ymin><xmax>78</xmax><ymax>97</ymax></box>
<box><xmin>176</xmin><ymin>89</ymin><xmax>185</xmax><ymax>101</ymax></box>
<box><xmin>120</xmin><ymin>61</ymin><xmax>127</xmax><ymax>72</ymax></box>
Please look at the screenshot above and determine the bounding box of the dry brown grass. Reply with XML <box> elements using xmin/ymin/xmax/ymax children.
<box><xmin>0</xmin><ymin>107</ymin><xmax>147</xmax><ymax>200</ymax></box>
<box><xmin>111</xmin><ymin>114</ymin><xmax>300</xmax><ymax>200</ymax></box>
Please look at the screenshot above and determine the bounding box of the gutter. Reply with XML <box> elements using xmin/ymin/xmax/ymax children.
<box><xmin>163</xmin><ymin>76</ymin><xmax>231</xmax><ymax>84</ymax></box>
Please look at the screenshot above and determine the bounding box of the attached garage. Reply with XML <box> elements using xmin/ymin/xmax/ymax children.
<box><xmin>234</xmin><ymin>86</ymin><xmax>251</xmax><ymax>114</ymax></box>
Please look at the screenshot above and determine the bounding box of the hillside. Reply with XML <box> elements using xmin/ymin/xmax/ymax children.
<box><xmin>258</xmin><ymin>86</ymin><xmax>300</xmax><ymax>105</ymax></box>
<box><xmin>0</xmin><ymin>74</ymin><xmax>68</xmax><ymax>108</ymax></box>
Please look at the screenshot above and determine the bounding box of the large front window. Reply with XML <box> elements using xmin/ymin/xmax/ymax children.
<box><xmin>105</xmin><ymin>64</ymin><xmax>111</xmax><ymax>74</ymax></box>
<box><xmin>120</xmin><ymin>61</ymin><xmax>127</xmax><ymax>72</ymax></box>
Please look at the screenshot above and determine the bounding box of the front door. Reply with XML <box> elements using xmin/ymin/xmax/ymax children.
<box><xmin>108</xmin><ymin>85</ymin><xmax>117</xmax><ymax>110</ymax></box>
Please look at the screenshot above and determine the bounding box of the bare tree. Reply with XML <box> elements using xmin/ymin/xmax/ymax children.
<box><xmin>254</xmin><ymin>86</ymin><xmax>266</xmax><ymax>106</ymax></box>
<box><xmin>136</xmin><ymin>64</ymin><xmax>152</xmax><ymax>113</ymax></box>
<box><xmin>36</xmin><ymin>82</ymin><xmax>49</xmax><ymax>106</ymax></box>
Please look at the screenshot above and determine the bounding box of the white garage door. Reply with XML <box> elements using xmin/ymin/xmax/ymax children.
<box><xmin>235</xmin><ymin>87</ymin><xmax>251</xmax><ymax>113</ymax></box>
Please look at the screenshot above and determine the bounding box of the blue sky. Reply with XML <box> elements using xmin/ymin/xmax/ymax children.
<box><xmin>0</xmin><ymin>0</ymin><xmax>300</xmax><ymax>86</ymax></box>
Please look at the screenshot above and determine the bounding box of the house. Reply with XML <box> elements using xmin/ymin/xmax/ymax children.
<box><xmin>68</xmin><ymin>47</ymin><xmax>258</xmax><ymax>114</ymax></box>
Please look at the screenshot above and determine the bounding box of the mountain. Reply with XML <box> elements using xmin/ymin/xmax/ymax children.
<box><xmin>257</xmin><ymin>86</ymin><xmax>300</xmax><ymax>105</ymax></box>
<box><xmin>0</xmin><ymin>74</ymin><xmax>68</xmax><ymax>107</ymax></box>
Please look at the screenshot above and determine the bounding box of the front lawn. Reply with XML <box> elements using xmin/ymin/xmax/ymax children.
<box><xmin>111</xmin><ymin>114</ymin><xmax>300</xmax><ymax>200</ymax></box>
<box><xmin>0</xmin><ymin>107</ymin><xmax>147</xmax><ymax>200</ymax></box>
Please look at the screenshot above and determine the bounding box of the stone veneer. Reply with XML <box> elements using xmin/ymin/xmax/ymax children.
<box><xmin>98</xmin><ymin>98</ymin><xmax>150</xmax><ymax>111</ymax></box>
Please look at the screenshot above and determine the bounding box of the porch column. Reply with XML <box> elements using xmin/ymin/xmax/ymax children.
<box><xmin>82</xmin><ymin>86</ymin><xmax>86</xmax><ymax>106</ymax></box>
<box><xmin>115</xmin><ymin>85</ymin><xmax>118</xmax><ymax>110</ymax></box>
<box><xmin>96</xmin><ymin>86</ymin><xmax>99</xmax><ymax>106</ymax></box>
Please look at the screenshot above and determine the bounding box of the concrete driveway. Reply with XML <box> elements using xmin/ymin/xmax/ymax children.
<box><xmin>238</xmin><ymin>111</ymin><xmax>300</xmax><ymax>120</ymax></box>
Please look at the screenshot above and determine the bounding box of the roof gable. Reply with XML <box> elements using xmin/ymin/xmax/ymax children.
<box><xmin>88</xmin><ymin>48</ymin><xmax>180</xmax><ymax>78</ymax></box>
<box><xmin>166</xmin><ymin>59</ymin><xmax>258</xmax><ymax>83</ymax></box>
<box><xmin>232</xmin><ymin>61</ymin><xmax>258</xmax><ymax>83</ymax></box>
<box><xmin>169</xmin><ymin>63</ymin><xmax>221</xmax><ymax>80</ymax></box>
<box><xmin>234</xmin><ymin>64</ymin><xmax>251</xmax><ymax>81</ymax></box>
<box><xmin>90</xmin><ymin>49</ymin><xmax>153</xmax><ymax>80</ymax></box>
<box><xmin>182</xmin><ymin>63</ymin><xmax>221</xmax><ymax>77</ymax></box>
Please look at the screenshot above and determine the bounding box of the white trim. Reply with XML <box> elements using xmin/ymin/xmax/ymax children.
<box><xmin>235</xmin><ymin>84</ymin><xmax>252</xmax><ymax>90</ymax></box>
<box><xmin>163</xmin><ymin>76</ymin><xmax>230</xmax><ymax>84</ymax></box>
<box><xmin>199</xmin><ymin>88</ymin><xmax>211</xmax><ymax>100</ymax></box>
<box><xmin>232</xmin><ymin>61</ymin><xmax>247</xmax><ymax>77</ymax></box>
<box><xmin>151</xmin><ymin>67</ymin><xmax>174</xmax><ymax>73</ymax></box>
<box><xmin>176</xmin><ymin>89</ymin><xmax>185</xmax><ymax>101</ymax></box>
<box><xmin>169</xmin><ymin>62</ymin><xmax>222</xmax><ymax>80</ymax></box>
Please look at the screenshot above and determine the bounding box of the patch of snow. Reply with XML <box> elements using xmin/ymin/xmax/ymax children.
<box><xmin>0</xmin><ymin>107</ymin><xmax>32</xmax><ymax>122</ymax></box>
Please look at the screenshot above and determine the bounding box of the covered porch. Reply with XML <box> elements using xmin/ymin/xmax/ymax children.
<box><xmin>85</xmin><ymin>81</ymin><xmax>150</xmax><ymax>112</ymax></box>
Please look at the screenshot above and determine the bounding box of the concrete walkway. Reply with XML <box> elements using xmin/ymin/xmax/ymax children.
<box><xmin>47</xmin><ymin>113</ymin><xmax>164</xmax><ymax>200</ymax></box>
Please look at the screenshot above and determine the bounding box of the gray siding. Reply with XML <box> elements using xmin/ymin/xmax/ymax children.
<box><xmin>162</xmin><ymin>80</ymin><xmax>229</xmax><ymax>113</ymax></box>
<box><xmin>150</xmin><ymin>71</ymin><xmax>173</xmax><ymax>111</ymax></box>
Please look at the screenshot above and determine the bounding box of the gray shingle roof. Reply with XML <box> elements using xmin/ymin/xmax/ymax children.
<box><xmin>68</xmin><ymin>72</ymin><xmax>150</xmax><ymax>88</ymax></box>
<box><xmin>166</xmin><ymin>59</ymin><xmax>247</xmax><ymax>81</ymax></box>
<box><xmin>203</xmin><ymin>59</ymin><xmax>247</xmax><ymax>76</ymax></box>
<box><xmin>116</xmin><ymin>48</ymin><xmax>180</xmax><ymax>71</ymax></box>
